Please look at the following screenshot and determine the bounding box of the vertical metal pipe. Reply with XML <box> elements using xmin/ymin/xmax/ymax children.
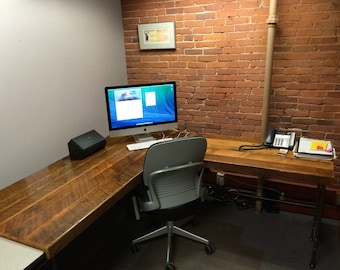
<box><xmin>261</xmin><ymin>0</ymin><xmax>278</xmax><ymax>140</ymax></box>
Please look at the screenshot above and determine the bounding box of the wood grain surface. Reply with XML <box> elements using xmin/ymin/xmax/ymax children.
<box><xmin>0</xmin><ymin>135</ymin><xmax>144</xmax><ymax>259</ymax></box>
<box><xmin>0</xmin><ymin>133</ymin><xmax>334</xmax><ymax>260</ymax></box>
<box><xmin>204</xmin><ymin>135</ymin><xmax>334</xmax><ymax>185</ymax></box>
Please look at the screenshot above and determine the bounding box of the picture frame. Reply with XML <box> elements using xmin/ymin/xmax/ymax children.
<box><xmin>138</xmin><ymin>22</ymin><xmax>176</xmax><ymax>50</ymax></box>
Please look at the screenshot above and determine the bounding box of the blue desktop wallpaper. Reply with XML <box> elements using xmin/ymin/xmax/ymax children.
<box><xmin>107</xmin><ymin>84</ymin><xmax>177</xmax><ymax>130</ymax></box>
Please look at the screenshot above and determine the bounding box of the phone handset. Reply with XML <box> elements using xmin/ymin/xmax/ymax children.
<box><xmin>264</xmin><ymin>126</ymin><xmax>276</xmax><ymax>146</ymax></box>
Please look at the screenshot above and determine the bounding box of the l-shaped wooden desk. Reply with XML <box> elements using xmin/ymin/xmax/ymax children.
<box><xmin>0</xmin><ymin>133</ymin><xmax>334</xmax><ymax>269</ymax></box>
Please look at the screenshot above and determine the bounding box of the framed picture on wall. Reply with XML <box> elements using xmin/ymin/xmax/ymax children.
<box><xmin>138</xmin><ymin>22</ymin><xmax>176</xmax><ymax>50</ymax></box>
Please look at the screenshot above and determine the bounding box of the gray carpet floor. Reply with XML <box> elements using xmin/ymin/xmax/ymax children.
<box><xmin>46</xmin><ymin>195</ymin><xmax>340</xmax><ymax>270</ymax></box>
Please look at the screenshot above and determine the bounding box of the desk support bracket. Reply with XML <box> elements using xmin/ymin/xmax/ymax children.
<box><xmin>309</xmin><ymin>184</ymin><xmax>325</xmax><ymax>269</ymax></box>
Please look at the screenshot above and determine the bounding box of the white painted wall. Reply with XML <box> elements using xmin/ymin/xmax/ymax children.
<box><xmin>0</xmin><ymin>0</ymin><xmax>127</xmax><ymax>189</ymax></box>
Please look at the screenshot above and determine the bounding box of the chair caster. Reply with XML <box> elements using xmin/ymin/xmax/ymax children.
<box><xmin>205</xmin><ymin>243</ymin><xmax>215</xmax><ymax>255</ymax></box>
<box><xmin>166</xmin><ymin>263</ymin><xmax>175</xmax><ymax>270</ymax></box>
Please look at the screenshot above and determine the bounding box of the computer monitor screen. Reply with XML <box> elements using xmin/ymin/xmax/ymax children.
<box><xmin>105</xmin><ymin>81</ymin><xmax>178</xmax><ymax>141</ymax></box>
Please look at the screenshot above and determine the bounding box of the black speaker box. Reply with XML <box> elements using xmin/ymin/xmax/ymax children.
<box><xmin>68</xmin><ymin>130</ymin><xmax>106</xmax><ymax>160</ymax></box>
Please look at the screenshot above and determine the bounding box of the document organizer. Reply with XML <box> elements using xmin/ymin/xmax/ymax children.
<box><xmin>68</xmin><ymin>130</ymin><xmax>106</xmax><ymax>160</ymax></box>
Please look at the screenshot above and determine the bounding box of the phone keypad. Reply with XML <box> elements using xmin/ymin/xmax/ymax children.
<box><xmin>273</xmin><ymin>134</ymin><xmax>290</xmax><ymax>148</ymax></box>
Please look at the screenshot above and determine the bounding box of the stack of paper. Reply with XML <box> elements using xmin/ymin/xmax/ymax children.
<box><xmin>294</xmin><ymin>137</ymin><xmax>335</xmax><ymax>160</ymax></box>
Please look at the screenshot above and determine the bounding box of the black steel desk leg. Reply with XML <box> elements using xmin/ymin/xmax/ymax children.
<box><xmin>309</xmin><ymin>184</ymin><xmax>325</xmax><ymax>269</ymax></box>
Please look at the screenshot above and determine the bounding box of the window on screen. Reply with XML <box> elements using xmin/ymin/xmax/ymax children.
<box><xmin>115</xmin><ymin>89</ymin><xmax>143</xmax><ymax>121</ymax></box>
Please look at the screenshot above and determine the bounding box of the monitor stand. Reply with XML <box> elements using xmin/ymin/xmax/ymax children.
<box><xmin>133</xmin><ymin>133</ymin><xmax>155</xmax><ymax>143</ymax></box>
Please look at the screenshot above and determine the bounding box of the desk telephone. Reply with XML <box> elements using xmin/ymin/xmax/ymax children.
<box><xmin>264</xmin><ymin>126</ymin><xmax>296</xmax><ymax>150</ymax></box>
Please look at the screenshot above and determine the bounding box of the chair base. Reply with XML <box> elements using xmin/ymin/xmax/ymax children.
<box><xmin>132</xmin><ymin>218</ymin><xmax>213</xmax><ymax>268</ymax></box>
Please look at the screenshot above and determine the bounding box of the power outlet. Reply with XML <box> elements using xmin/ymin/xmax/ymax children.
<box><xmin>216</xmin><ymin>172</ymin><xmax>225</xmax><ymax>186</ymax></box>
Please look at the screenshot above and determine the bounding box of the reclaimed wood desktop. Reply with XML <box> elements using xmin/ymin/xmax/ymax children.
<box><xmin>205</xmin><ymin>135</ymin><xmax>333</xmax><ymax>186</ymax></box>
<box><xmin>0</xmin><ymin>136</ymin><xmax>146</xmax><ymax>260</ymax></box>
<box><xmin>0</xmin><ymin>133</ymin><xmax>334</xmax><ymax>268</ymax></box>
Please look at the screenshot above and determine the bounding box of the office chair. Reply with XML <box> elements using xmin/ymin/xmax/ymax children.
<box><xmin>131</xmin><ymin>136</ymin><xmax>215</xmax><ymax>270</ymax></box>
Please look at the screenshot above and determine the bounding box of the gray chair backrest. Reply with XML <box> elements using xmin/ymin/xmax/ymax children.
<box><xmin>142</xmin><ymin>136</ymin><xmax>207</xmax><ymax>211</ymax></box>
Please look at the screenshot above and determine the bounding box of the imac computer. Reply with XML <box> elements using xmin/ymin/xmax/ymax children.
<box><xmin>105</xmin><ymin>81</ymin><xmax>178</xmax><ymax>142</ymax></box>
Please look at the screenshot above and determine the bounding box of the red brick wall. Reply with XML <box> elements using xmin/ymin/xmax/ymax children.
<box><xmin>121</xmin><ymin>0</ymin><xmax>340</xmax><ymax>184</ymax></box>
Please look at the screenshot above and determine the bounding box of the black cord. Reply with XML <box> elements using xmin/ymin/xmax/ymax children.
<box><xmin>238</xmin><ymin>144</ymin><xmax>267</xmax><ymax>151</ymax></box>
